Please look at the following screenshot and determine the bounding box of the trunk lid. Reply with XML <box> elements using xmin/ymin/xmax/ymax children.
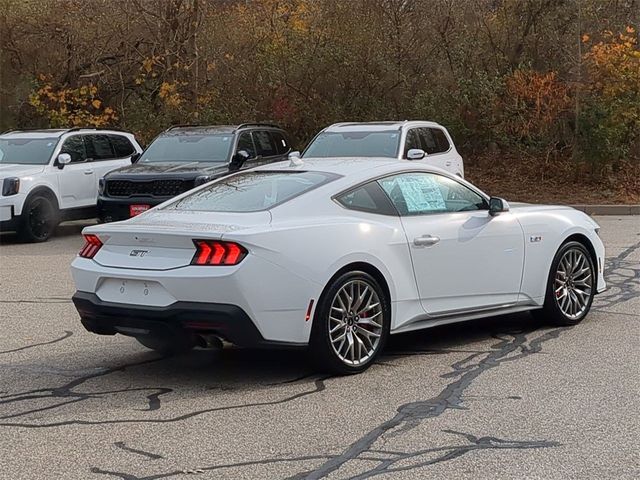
<box><xmin>86</xmin><ymin>210</ymin><xmax>271</xmax><ymax>270</ymax></box>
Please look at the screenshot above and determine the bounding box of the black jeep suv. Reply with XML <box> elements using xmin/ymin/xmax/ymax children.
<box><xmin>98</xmin><ymin>123</ymin><xmax>293</xmax><ymax>222</ymax></box>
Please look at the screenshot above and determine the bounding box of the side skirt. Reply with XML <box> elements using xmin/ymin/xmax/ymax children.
<box><xmin>391</xmin><ymin>304</ymin><xmax>542</xmax><ymax>335</ymax></box>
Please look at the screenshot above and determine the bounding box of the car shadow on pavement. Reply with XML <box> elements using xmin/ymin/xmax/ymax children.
<box><xmin>0</xmin><ymin>311</ymin><xmax>554</xmax><ymax>429</ymax></box>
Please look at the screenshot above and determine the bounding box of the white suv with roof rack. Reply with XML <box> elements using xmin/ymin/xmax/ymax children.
<box><xmin>302</xmin><ymin>121</ymin><xmax>464</xmax><ymax>177</ymax></box>
<box><xmin>0</xmin><ymin>128</ymin><xmax>142</xmax><ymax>242</ymax></box>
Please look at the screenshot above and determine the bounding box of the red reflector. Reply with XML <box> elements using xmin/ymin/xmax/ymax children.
<box><xmin>191</xmin><ymin>240</ymin><xmax>247</xmax><ymax>266</ymax></box>
<box><xmin>79</xmin><ymin>234</ymin><xmax>103</xmax><ymax>259</ymax></box>
<box><xmin>305</xmin><ymin>299</ymin><xmax>315</xmax><ymax>322</ymax></box>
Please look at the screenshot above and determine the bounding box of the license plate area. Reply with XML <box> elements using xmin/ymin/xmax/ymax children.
<box><xmin>130</xmin><ymin>204</ymin><xmax>150</xmax><ymax>217</ymax></box>
<box><xmin>96</xmin><ymin>278</ymin><xmax>175</xmax><ymax>307</ymax></box>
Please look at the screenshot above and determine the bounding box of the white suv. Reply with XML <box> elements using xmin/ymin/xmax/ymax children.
<box><xmin>302</xmin><ymin>121</ymin><xmax>464</xmax><ymax>177</ymax></box>
<box><xmin>0</xmin><ymin>128</ymin><xmax>142</xmax><ymax>242</ymax></box>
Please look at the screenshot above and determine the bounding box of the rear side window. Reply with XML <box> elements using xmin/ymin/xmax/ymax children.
<box><xmin>335</xmin><ymin>182</ymin><xmax>397</xmax><ymax>215</ymax></box>
<box><xmin>167</xmin><ymin>171</ymin><xmax>339</xmax><ymax>212</ymax></box>
<box><xmin>254</xmin><ymin>131</ymin><xmax>277</xmax><ymax>157</ymax></box>
<box><xmin>271</xmin><ymin>131</ymin><xmax>290</xmax><ymax>155</ymax></box>
<box><xmin>109</xmin><ymin>135</ymin><xmax>135</xmax><ymax>157</ymax></box>
<box><xmin>60</xmin><ymin>136</ymin><xmax>87</xmax><ymax>163</ymax></box>
<box><xmin>86</xmin><ymin>134</ymin><xmax>115</xmax><ymax>160</ymax></box>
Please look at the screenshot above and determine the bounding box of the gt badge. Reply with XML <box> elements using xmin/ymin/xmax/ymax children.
<box><xmin>129</xmin><ymin>249</ymin><xmax>148</xmax><ymax>257</ymax></box>
<box><xmin>530</xmin><ymin>235</ymin><xmax>543</xmax><ymax>243</ymax></box>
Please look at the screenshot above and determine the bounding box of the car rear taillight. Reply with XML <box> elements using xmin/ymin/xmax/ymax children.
<box><xmin>191</xmin><ymin>240</ymin><xmax>247</xmax><ymax>266</ymax></box>
<box><xmin>79</xmin><ymin>234</ymin><xmax>103</xmax><ymax>259</ymax></box>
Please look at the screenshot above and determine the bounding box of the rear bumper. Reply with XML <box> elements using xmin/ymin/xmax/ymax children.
<box><xmin>72</xmin><ymin>291</ymin><xmax>305</xmax><ymax>348</ymax></box>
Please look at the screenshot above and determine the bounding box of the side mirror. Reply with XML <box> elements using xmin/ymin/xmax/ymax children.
<box><xmin>57</xmin><ymin>153</ymin><xmax>71</xmax><ymax>169</ymax></box>
<box><xmin>230</xmin><ymin>150</ymin><xmax>251</xmax><ymax>171</ymax></box>
<box><xmin>130</xmin><ymin>152</ymin><xmax>141</xmax><ymax>164</ymax></box>
<box><xmin>288</xmin><ymin>150</ymin><xmax>303</xmax><ymax>166</ymax></box>
<box><xmin>407</xmin><ymin>148</ymin><xmax>426</xmax><ymax>160</ymax></box>
<box><xmin>489</xmin><ymin>197</ymin><xmax>510</xmax><ymax>216</ymax></box>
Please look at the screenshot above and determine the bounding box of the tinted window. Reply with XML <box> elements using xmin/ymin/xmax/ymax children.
<box><xmin>109</xmin><ymin>135</ymin><xmax>135</xmax><ymax>157</ymax></box>
<box><xmin>86</xmin><ymin>134</ymin><xmax>114</xmax><ymax>160</ymax></box>
<box><xmin>235</xmin><ymin>132</ymin><xmax>256</xmax><ymax>158</ymax></box>
<box><xmin>271</xmin><ymin>131</ymin><xmax>290</xmax><ymax>155</ymax></box>
<box><xmin>0</xmin><ymin>137</ymin><xmax>58</xmax><ymax>165</ymax></box>
<box><xmin>404</xmin><ymin>129</ymin><xmax>422</xmax><ymax>157</ymax></box>
<box><xmin>254</xmin><ymin>131</ymin><xmax>277</xmax><ymax>157</ymax></box>
<box><xmin>417</xmin><ymin>128</ymin><xmax>438</xmax><ymax>154</ymax></box>
<box><xmin>140</xmin><ymin>134</ymin><xmax>233</xmax><ymax>163</ymax></box>
<box><xmin>430</xmin><ymin>128</ymin><xmax>450</xmax><ymax>153</ymax></box>
<box><xmin>378</xmin><ymin>172</ymin><xmax>486</xmax><ymax>216</ymax></box>
<box><xmin>335</xmin><ymin>182</ymin><xmax>396</xmax><ymax>215</ymax></box>
<box><xmin>167</xmin><ymin>171</ymin><xmax>338</xmax><ymax>212</ymax></box>
<box><xmin>303</xmin><ymin>131</ymin><xmax>400</xmax><ymax>158</ymax></box>
<box><xmin>60</xmin><ymin>135</ymin><xmax>87</xmax><ymax>163</ymax></box>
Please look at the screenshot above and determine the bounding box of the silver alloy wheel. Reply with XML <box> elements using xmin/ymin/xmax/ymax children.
<box><xmin>329</xmin><ymin>279</ymin><xmax>383</xmax><ymax>366</ymax></box>
<box><xmin>554</xmin><ymin>248</ymin><xmax>593</xmax><ymax>320</ymax></box>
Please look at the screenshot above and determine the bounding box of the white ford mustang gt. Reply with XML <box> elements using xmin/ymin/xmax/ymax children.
<box><xmin>71</xmin><ymin>158</ymin><xmax>606</xmax><ymax>374</ymax></box>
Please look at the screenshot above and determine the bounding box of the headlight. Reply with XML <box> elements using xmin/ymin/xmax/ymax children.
<box><xmin>98</xmin><ymin>178</ymin><xmax>105</xmax><ymax>195</ymax></box>
<box><xmin>2</xmin><ymin>177</ymin><xmax>20</xmax><ymax>196</ymax></box>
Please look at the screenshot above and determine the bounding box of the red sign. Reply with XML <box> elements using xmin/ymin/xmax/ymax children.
<box><xmin>129</xmin><ymin>204</ymin><xmax>150</xmax><ymax>217</ymax></box>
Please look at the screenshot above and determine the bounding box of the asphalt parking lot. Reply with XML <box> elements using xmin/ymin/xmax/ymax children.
<box><xmin>0</xmin><ymin>216</ymin><xmax>638</xmax><ymax>480</ymax></box>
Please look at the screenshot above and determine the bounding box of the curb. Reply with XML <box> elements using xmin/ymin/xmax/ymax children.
<box><xmin>570</xmin><ymin>205</ymin><xmax>640</xmax><ymax>215</ymax></box>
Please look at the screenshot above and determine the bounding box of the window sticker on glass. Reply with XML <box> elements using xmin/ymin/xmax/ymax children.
<box><xmin>380</xmin><ymin>174</ymin><xmax>446</xmax><ymax>213</ymax></box>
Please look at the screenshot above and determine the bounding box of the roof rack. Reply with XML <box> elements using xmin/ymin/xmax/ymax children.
<box><xmin>65</xmin><ymin>126</ymin><xmax>129</xmax><ymax>133</ymax></box>
<box><xmin>236</xmin><ymin>122</ymin><xmax>281</xmax><ymax>130</ymax></box>
<box><xmin>164</xmin><ymin>124</ymin><xmax>201</xmax><ymax>132</ymax></box>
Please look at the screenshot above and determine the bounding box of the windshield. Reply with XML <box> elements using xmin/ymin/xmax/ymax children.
<box><xmin>303</xmin><ymin>131</ymin><xmax>400</xmax><ymax>158</ymax></box>
<box><xmin>0</xmin><ymin>137</ymin><xmax>58</xmax><ymax>165</ymax></box>
<box><xmin>166</xmin><ymin>171</ymin><xmax>339</xmax><ymax>212</ymax></box>
<box><xmin>140</xmin><ymin>134</ymin><xmax>233</xmax><ymax>163</ymax></box>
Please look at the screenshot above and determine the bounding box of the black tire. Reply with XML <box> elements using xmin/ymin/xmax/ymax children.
<box><xmin>135</xmin><ymin>334</ymin><xmax>195</xmax><ymax>355</ymax></box>
<box><xmin>309</xmin><ymin>270</ymin><xmax>390</xmax><ymax>375</ymax></box>
<box><xmin>18</xmin><ymin>193</ymin><xmax>59</xmax><ymax>242</ymax></box>
<box><xmin>533</xmin><ymin>241</ymin><xmax>596</xmax><ymax>326</ymax></box>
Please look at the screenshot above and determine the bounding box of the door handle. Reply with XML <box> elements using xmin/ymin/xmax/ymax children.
<box><xmin>83</xmin><ymin>169</ymin><xmax>94</xmax><ymax>175</ymax></box>
<box><xmin>413</xmin><ymin>234</ymin><xmax>440</xmax><ymax>247</ymax></box>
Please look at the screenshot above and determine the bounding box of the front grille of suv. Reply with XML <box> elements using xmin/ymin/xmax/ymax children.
<box><xmin>106</xmin><ymin>179</ymin><xmax>193</xmax><ymax>198</ymax></box>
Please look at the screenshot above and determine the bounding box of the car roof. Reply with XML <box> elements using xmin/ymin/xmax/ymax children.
<box><xmin>322</xmin><ymin>120</ymin><xmax>444</xmax><ymax>133</ymax></box>
<box><xmin>161</xmin><ymin>123</ymin><xmax>283</xmax><ymax>136</ymax></box>
<box><xmin>0</xmin><ymin>128</ymin><xmax>134</xmax><ymax>139</ymax></box>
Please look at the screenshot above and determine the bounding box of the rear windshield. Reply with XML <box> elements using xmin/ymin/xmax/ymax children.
<box><xmin>141</xmin><ymin>134</ymin><xmax>233</xmax><ymax>163</ymax></box>
<box><xmin>303</xmin><ymin>131</ymin><xmax>400</xmax><ymax>158</ymax></box>
<box><xmin>166</xmin><ymin>171</ymin><xmax>340</xmax><ymax>212</ymax></box>
<box><xmin>0</xmin><ymin>137</ymin><xmax>58</xmax><ymax>165</ymax></box>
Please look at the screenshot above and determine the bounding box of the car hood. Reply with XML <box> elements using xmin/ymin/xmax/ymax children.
<box><xmin>105</xmin><ymin>162</ymin><xmax>230</xmax><ymax>179</ymax></box>
<box><xmin>0</xmin><ymin>164</ymin><xmax>46</xmax><ymax>178</ymax></box>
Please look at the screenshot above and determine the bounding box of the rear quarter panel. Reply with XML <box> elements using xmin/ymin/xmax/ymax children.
<box><xmin>224</xmin><ymin>206</ymin><xmax>419</xmax><ymax>337</ymax></box>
